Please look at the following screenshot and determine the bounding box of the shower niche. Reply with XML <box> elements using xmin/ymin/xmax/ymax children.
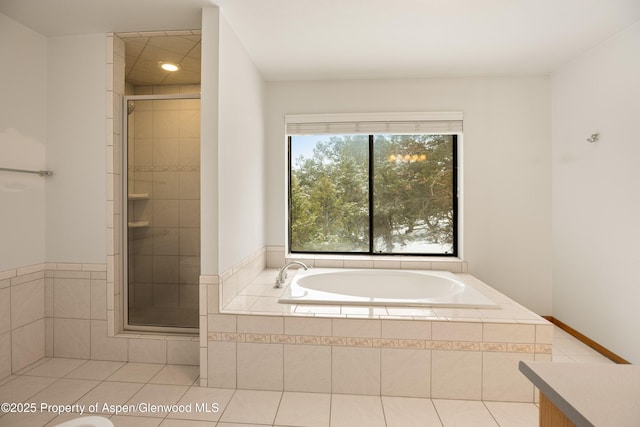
<box><xmin>120</xmin><ymin>31</ymin><xmax>201</xmax><ymax>332</ymax></box>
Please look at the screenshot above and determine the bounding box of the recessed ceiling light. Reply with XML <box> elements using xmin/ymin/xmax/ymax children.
<box><xmin>160</xmin><ymin>62</ymin><xmax>180</xmax><ymax>72</ymax></box>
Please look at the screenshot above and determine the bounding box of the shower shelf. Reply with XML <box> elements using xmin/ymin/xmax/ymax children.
<box><xmin>128</xmin><ymin>193</ymin><xmax>150</xmax><ymax>200</ymax></box>
<box><xmin>128</xmin><ymin>221</ymin><xmax>149</xmax><ymax>228</ymax></box>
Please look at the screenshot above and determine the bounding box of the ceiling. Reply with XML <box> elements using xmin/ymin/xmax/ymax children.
<box><xmin>1</xmin><ymin>0</ymin><xmax>639</xmax><ymax>81</ymax></box>
<box><xmin>120</xmin><ymin>32</ymin><xmax>201</xmax><ymax>86</ymax></box>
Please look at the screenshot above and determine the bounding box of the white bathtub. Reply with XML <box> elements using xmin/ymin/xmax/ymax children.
<box><xmin>278</xmin><ymin>268</ymin><xmax>499</xmax><ymax>309</ymax></box>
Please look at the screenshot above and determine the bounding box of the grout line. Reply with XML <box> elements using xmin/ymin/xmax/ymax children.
<box><xmin>379</xmin><ymin>394</ymin><xmax>388</xmax><ymax>426</ymax></box>
<box><xmin>272</xmin><ymin>389</ymin><xmax>285</xmax><ymax>425</ymax></box>
<box><xmin>216</xmin><ymin>388</ymin><xmax>238</xmax><ymax>423</ymax></box>
<box><xmin>482</xmin><ymin>400</ymin><xmax>501</xmax><ymax>426</ymax></box>
<box><xmin>429</xmin><ymin>399</ymin><xmax>445</xmax><ymax>427</ymax></box>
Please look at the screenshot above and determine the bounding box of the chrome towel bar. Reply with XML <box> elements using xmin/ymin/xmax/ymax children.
<box><xmin>0</xmin><ymin>167</ymin><xmax>53</xmax><ymax>177</ymax></box>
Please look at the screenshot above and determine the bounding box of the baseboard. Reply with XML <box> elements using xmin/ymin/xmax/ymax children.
<box><xmin>543</xmin><ymin>316</ymin><xmax>630</xmax><ymax>364</ymax></box>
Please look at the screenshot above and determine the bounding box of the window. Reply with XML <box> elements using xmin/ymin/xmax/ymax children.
<box><xmin>288</xmin><ymin>120</ymin><xmax>459</xmax><ymax>256</ymax></box>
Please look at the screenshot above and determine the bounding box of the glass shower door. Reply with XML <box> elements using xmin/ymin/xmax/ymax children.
<box><xmin>124</xmin><ymin>95</ymin><xmax>200</xmax><ymax>331</ymax></box>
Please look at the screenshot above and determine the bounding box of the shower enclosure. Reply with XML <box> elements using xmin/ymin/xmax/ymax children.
<box><xmin>123</xmin><ymin>94</ymin><xmax>200</xmax><ymax>332</ymax></box>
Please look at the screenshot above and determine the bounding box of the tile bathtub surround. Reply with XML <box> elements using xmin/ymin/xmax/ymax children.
<box><xmin>207</xmin><ymin>318</ymin><xmax>551</xmax><ymax>401</ymax></box>
<box><xmin>206</xmin><ymin>270</ymin><xmax>553</xmax><ymax>402</ymax></box>
<box><xmin>218</xmin><ymin>248</ymin><xmax>267</xmax><ymax>307</ymax></box>
<box><xmin>198</xmin><ymin>246</ymin><xmax>267</xmax><ymax>387</ymax></box>
<box><xmin>207</xmin><ymin>268</ymin><xmax>553</xmax><ymax>401</ymax></box>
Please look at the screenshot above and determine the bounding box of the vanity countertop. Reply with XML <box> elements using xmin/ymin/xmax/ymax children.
<box><xmin>519</xmin><ymin>361</ymin><xmax>640</xmax><ymax>427</ymax></box>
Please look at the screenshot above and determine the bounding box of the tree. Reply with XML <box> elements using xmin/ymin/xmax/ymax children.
<box><xmin>290</xmin><ymin>174</ymin><xmax>316</xmax><ymax>246</ymax></box>
<box><xmin>291</xmin><ymin>135</ymin><xmax>368</xmax><ymax>252</ymax></box>
<box><xmin>290</xmin><ymin>134</ymin><xmax>454</xmax><ymax>254</ymax></box>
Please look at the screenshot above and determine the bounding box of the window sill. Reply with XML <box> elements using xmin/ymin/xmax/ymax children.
<box><xmin>285</xmin><ymin>253</ymin><xmax>467</xmax><ymax>273</ymax></box>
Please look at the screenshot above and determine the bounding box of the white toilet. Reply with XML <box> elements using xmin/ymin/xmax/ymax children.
<box><xmin>54</xmin><ymin>416</ymin><xmax>114</xmax><ymax>427</ymax></box>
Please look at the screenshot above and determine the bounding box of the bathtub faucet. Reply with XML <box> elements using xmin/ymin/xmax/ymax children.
<box><xmin>274</xmin><ymin>261</ymin><xmax>309</xmax><ymax>288</ymax></box>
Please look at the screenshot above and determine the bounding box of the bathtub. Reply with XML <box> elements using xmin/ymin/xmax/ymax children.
<box><xmin>278</xmin><ymin>268</ymin><xmax>499</xmax><ymax>309</ymax></box>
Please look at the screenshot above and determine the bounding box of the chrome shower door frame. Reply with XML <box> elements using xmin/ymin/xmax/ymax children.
<box><xmin>122</xmin><ymin>93</ymin><xmax>200</xmax><ymax>335</ymax></box>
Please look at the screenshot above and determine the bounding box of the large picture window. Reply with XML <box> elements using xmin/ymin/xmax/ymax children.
<box><xmin>288</xmin><ymin>133</ymin><xmax>458</xmax><ymax>256</ymax></box>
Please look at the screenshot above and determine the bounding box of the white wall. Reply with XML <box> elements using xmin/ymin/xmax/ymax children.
<box><xmin>552</xmin><ymin>21</ymin><xmax>640</xmax><ymax>363</ymax></box>
<box><xmin>45</xmin><ymin>34</ymin><xmax>106</xmax><ymax>264</ymax></box>
<box><xmin>0</xmin><ymin>13</ymin><xmax>47</xmax><ymax>271</ymax></box>
<box><xmin>202</xmin><ymin>6</ymin><xmax>266</xmax><ymax>274</ymax></box>
<box><xmin>200</xmin><ymin>7</ymin><xmax>220</xmax><ymax>275</ymax></box>
<box><xmin>217</xmin><ymin>13</ymin><xmax>266</xmax><ymax>272</ymax></box>
<box><xmin>266</xmin><ymin>78</ymin><xmax>552</xmax><ymax>314</ymax></box>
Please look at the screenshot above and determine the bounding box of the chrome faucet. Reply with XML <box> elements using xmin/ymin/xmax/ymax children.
<box><xmin>274</xmin><ymin>261</ymin><xmax>309</xmax><ymax>288</ymax></box>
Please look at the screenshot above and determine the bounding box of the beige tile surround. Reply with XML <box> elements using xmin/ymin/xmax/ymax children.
<box><xmin>1</xmin><ymin>264</ymin><xmax>46</xmax><ymax>378</ymax></box>
<box><xmin>0</xmin><ymin>263</ymin><xmax>199</xmax><ymax>382</ymax></box>
<box><xmin>201</xmin><ymin>246</ymin><xmax>553</xmax><ymax>402</ymax></box>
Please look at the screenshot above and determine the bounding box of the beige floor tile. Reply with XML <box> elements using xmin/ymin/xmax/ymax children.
<box><xmin>65</xmin><ymin>360</ymin><xmax>125</xmax><ymax>380</ymax></box>
<box><xmin>23</xmin><ymin>358</ymin><xmax>87</xmax><ymax>378</ymax></box>
<box><xmin>274</xmin><ymin>392</ymin><xmax>330</xmax><ymax>427</ymax></box>
<box><xmin>13</xmin><ymin>357</ymin><xmax>49</xmax><ymax>375</ymax></box>
<box><xmin>0</xmin><ymin>409</ymin><xmax>56</xmax><ymax>427</ymax></box>
<box><xmin>0</xmin><ymin>375</ymin><xmax>57</xmax><ymax>403</ymax></box>
<box><xmin>125</xmin><ymin>383</ymin><xmax>190</xmax><ymax>418</ymax></box>
<box><xmin>26</xmin><ymin>378</ymin><xmax>99</xmax><ymax>406</ymax></box>
<box><xmin>484</xmin><ymin>401</ymin><xmax>538</xmax><ymax>427</ymax></box>
<box><xmin>330</xmin><ymin>394</ymin><xmax>385</xmax><ymax>427</ymax></box>
<box><xmin>382</xmin><ymin>396</ymin><xmax>443</xmax><ymax>427</ymax></box>
<box><xmin>106</xmin><ymin>362</ymin><xmax>164</xmax><ymax>383</ymax></box>
<box><xmin>109</xmin><ymin>415</ymin><xmax>162</xmax><ymax>427</ymax></box>
<box><xmin>218</xmin><ymin>389</ymin><xmax>281</xmax><ymax>425</ymax></box>
<box><xmin>553</xmin><ymin>337</ymin><xmax>598</xmax><ymax>356</ymax></box>
<box><xmin>0</xmin><ymin>375</ymin><xmax>18</xmax><ymax>387</ymax></box>
<box><xmin>569</xmin><ymin>354</ymin><xmax>615</xmax><ymax>364</ymax></box>
<box><xmin>166</xmin><ymin>386</ymin><xmax>234</xmax><ymax>422</ymax></box>
<box><xmin>432</xmin><ymin>399</ymin><xmax>498</xmax><ymax>427</ymax></box>
<box><xmin>217</xmin><ymin>423</ymin><xmax>271</xmax><ymax>427</ymax></box>
<box><xmin>159</xmin><ymin>420</ymin><xmax>215</xmax><ymax>426</ymax></box>
<box><xmin>149</xmin><ymin>365</ymin><xmax>199</xmax><ymax>385</ymax></box>
<box><xmin>551</xmin><ymin>352</ymin><xmax>574</xmax><ymax>362</ymax></box>
<box><xmin>76</xmin><ymin>381</ymin><xmax>144</xmax><ymax>413</ymax></box>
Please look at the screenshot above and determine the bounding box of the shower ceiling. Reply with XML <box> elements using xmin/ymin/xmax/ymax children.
<box><xmin>119</xmin><ymin>31</ymin><xmax>201</xmax><ymax>86</ymax></box>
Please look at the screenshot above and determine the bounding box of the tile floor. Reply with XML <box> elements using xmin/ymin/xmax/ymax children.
<box><xmin>0</xmin><ymin>326</ymin><xmax>614</xmax><ymax>427</ymax></box>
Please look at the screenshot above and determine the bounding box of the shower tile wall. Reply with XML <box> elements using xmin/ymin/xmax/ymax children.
<box><xmin>127</xmin><ymin>85</ymin><xmax>200</xmax><ymax>328</ymax></box>
<box><xmin>0</xmin><ymin>261</ymin><xmax>200</xmax><ymax>381</ymax></box>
